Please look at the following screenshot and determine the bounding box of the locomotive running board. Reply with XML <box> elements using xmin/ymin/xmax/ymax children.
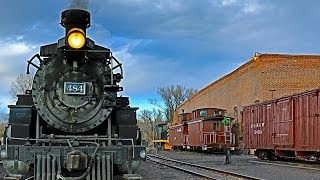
<box><xmin>123</xmin><ymin>174</ymin><xmax>143</xmax><ymax>180</ymax></box>
<box><xmin>3</xmin><ymin>175</ymin><xmax>23</xmax><ymax>180</ymax></box>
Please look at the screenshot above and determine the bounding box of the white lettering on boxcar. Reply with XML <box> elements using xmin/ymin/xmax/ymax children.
<box><xmin>254</xmin><ymin>130</ymin><xmax>262</xmax><ymax>134</ymax></box>
<box><xmin>250</xmin><ymin>122</ymin><xmax>265</xmax><ymax>129</ymax></box>
<box><xmin>250</xmin><ymin>122</ymin><xmax>264</xmax><ymax>135</ymax></box>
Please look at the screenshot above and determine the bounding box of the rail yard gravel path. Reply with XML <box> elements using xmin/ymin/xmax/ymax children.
<box><xmin>137</xmin><ymin>157</ymin><xmax>205</xmax><ymax>180</ymax></box>
<box><xmin>142</xmin><ymin>150</ymin><xmax>320</xmax><ymax>180</ymax></box>
<box><xmin>1</xmin><ymin>151</ymin><xmax>320</xmax><ymax>179</ymax></box>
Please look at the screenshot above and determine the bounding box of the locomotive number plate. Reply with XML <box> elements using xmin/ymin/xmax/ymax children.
<box><xmin>64</xmin><ymin>82</ymin><xmax>86</xmax><ymax>95</ymax></box>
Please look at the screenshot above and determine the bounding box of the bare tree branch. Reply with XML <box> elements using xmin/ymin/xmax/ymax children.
<box><xmin>10</xmin><ymin>73</ymin><xmax>33</xmax><ymax>100</ymax></box>
<box><xmin>154</xmin><ymin>85</ymin><xmax>197</xmax><ymax>123</ymax></box>
<box><xmin>138</xmin><ymin>109</ymin><xmax>165</xmax><ymax>143</ymax></box>
<box><xmin>148</xmin><ymin>98</ymin><xmax>165</xmax><ymax>110</ymax></box>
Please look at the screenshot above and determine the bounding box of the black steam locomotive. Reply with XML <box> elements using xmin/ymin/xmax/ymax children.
<box><xmin>0</xmin><ymin>9</ymin><xmax>145</xmax><ymax>179</ymax></box>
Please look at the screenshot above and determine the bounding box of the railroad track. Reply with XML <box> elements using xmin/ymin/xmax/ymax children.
<box><xmin>250</xmin><ymin>160</ymin><xmax>320</xmax><ymax>171</ymax></box>
<box><xmin>146</xmin><ymin>153</ymin><xmax>262</xmax><ymax>180</ymax></box>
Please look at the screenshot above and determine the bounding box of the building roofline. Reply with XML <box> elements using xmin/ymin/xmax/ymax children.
<box><xmin>177</xmin><ymin>53</ymin><xmax>320</xmax><ymax>109</ymax></box>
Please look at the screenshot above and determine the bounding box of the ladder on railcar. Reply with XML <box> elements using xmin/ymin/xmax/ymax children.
<box><xmin>224</xmin><ymin>125</ymin><xmax>232</xmax><ymax>144</ymax></box>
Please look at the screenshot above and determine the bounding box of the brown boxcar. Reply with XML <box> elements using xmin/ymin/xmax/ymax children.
<box><xmin>169</xmin><ymin>108</ymin><xmax>235</xmax><ymax>151</ymax></box>
<box><xmin>243</xmin><ymin>89</ymin><xmax>320</xmax><ymax>160</ymax></box>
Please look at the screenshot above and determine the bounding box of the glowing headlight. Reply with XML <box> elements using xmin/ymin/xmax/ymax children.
<box><xmin>139</xmin><ymin>149</ymin><xmax>146</xmax><ymax>159</ymax></box>
<box><xmin>67</xmin><ymin>28</ymin><xmax>86</xmax><ymax>49</ymax></box>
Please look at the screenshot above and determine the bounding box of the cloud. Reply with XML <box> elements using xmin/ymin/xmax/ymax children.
<box><xmin>214</xmin><ymin>0</ymin><xmax>264</xmax><ymax>15</ymax></box>
<box><xmin>69</xmin><ymin>0</ymin><xmax>89</xmax><ymax>10</ymax></box>
<box><xmin>242</xmin><ymin>1</ymin><xmax>262</xmax><ymax>14</ymax></box>
<box><xmin>0</xmin><ymin>38</ymin><xmax>38</xmax><ymax>111</ymax></box>
<box><xmin>152</xmin><ymin>0</ymin><xmax>185</xmax><ymax>12</ymax></box>
<box><xmin>111</xmin><ymin>39</ymin><xmax>207</xmax><ymax>96</ymax></box>
<box><xmin>0</xmin><ymin>41</ymin><xmax>34</xmax><ymax>57</ymax></box>
<box><xmin>2</xmin><ymin>0</ymin><xmax>320</xmax><ymax>113</ymax></box>
<box><xmin>113</xmin><ymin>42</ymin><xmax>172</xmax><ymax>94</ymax></box>
<box><xmin>218</xmin><ymin>0</ymin><xmax>237</xmax><ymax>7</ymax></box>
<box><xmin>90</xmin><ymin>0</ymin><xmax>271</xmax><ymax>44</ymax></box>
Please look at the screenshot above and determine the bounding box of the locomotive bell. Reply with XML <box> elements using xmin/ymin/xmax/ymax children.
<box><xmin>61</xmin><ymin>9</ymin><xmax>90</xmax><ymax>49</ymax></box>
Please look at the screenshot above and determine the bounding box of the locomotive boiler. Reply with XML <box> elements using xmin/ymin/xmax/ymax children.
<box><xmin>0</xmin><ymin>9</ymin><xmax>145</xmax><ymax>179</ymax></box>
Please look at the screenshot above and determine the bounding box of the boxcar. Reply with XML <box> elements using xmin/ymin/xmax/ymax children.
<box><xmin>169</xmin><ymin>108</ymin><xmax>236</xmax><ymax>151</ymax></box>
<box><xmin>243</xmin><ymin>89</ymin><xmax>320</xmax><ymax>160</ymax></box>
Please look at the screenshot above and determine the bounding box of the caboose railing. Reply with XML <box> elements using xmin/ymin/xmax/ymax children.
<box><xmin>203</xmin><ymin>132</ymin><xmax>217</xmax><ymax>144</ymax></box>
<box><xmin>203</xmin><ymin>132</ymin><xmax>234</xmax><ymax>145</ymax></box>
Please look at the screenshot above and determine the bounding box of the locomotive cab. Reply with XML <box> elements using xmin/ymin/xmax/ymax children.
<box><xmin>152</xmin><ymin>123</ymin><xmax>172</xmax><ymax>150</ymax></box>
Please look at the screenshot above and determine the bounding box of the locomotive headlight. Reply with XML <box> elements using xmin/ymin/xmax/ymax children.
<box><xmin>139</xmin><ymin>149</ymin><xmax>146</xmax><ymax>159</ymax></box>
<box><xmin>67</xmin><ymin>28</ymin><xmax>86</xmax><ymax>49</ymax></box>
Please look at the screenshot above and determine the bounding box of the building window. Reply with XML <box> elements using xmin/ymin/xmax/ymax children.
<box><xmin>214</xmin><ymin>122</ymin><xmax>220</xmax><ymax>131</ymax></box>
<box><xmin>200</xmin><ymin>110</ymin><xmax>207</xmax><ymax>117</ymax></box>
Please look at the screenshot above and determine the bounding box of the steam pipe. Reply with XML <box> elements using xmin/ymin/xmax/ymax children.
<box><xmin>52</xmin><ymin>156</ymin><xmax>56</xmax><ymax>180</ymax></box>
<box><xmin>97</xmin><ymin>155</ymin><xmax>101</xmax><ymax>180</ymax></box>
<box><xmin>36</xmin><ymin>113</ymin><xmax>40</xmax><ymax>141</ymax></box>
<box><xmin>36</xmin><ymin>155</ymin><xmax>41</xmax><ymax>180</ymax></box>
<box><xmin>108</xmin><ymin>116</ymin><xmax>111</xmax><ymax>146</ymax></box>
<box><xmin>102</xmin><ymin>154</ymin><xmax>106</xmax><ymax>180</ymax></box>
<box><xmin>47</xmin><ymin>155</ymin><xmax>51</xmax><ymax>180</ymax></box>
<box><xmin>107</xmin><ymin>154</ymin><xmax>111</xmax><ymax>180</ymax></box>
<box><xmin>41</xmin><ymin>155</ymin><xmax>46</xmax><ymax>180</ymax></box>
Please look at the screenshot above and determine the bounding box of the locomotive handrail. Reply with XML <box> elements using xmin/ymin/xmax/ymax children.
<box><xmin>111</xmin><ymin>55</ymin><xmax>123</xmax><ymax>84</ymax></box>
<box><xmin>26</xmin><ymin>54</ymin><xmax>43</xmax><ymax>74</ymax></box>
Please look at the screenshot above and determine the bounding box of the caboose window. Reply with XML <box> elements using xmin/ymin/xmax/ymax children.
<box><xmin>181</xmin><ymin>115</ymin><xmax>187</xmax><ymax>121</ymax></box>
<box><xmin>214</xmin><ymin>122</ymin><xmax>220</xmax><ymax>130</ymax></box>
<box><xmin>214</xmin><ymin>111</ymin><xmax>221</xmax><ymax>116</ymax></box>
<box><xmin>200</xmin><ymin>110</ymin><xmax>207</xmax><ymax>117</ymax></box>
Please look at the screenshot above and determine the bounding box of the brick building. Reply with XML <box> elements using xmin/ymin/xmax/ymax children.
<box><xmin>174</xmin><ymin>53</ymin><xmax>320</xmax><ymax>148</ymax></box>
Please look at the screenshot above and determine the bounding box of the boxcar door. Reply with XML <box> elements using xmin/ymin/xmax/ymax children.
<box><xmin>272</xmin><ymin>99</ymin><xmax>294</xmax><ymax>147</ymax></box>
<box><xmin>294</xmin><ymin>92</ymin><xmax>320</xmax><ymax>150</ymax></box>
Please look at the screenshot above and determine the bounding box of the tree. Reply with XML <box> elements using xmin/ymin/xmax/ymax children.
<box><xmin>0</xmin><ymin>102</ymin><xmax>8</xmax><ymax>122</ymax></box>
<box><xmin>149</xmin><ymin>85</ymin><xmax>197</xmax><ymax>123</ymax></box>
<box><xmin>10</xmin><ymin>73</ymin><xmax>33</xmax><ymax>100</ymax></box>
<box><xmin>138</xmin><ymin>109</ymin><xmax>164</xmax><ymax>144</ymax></box>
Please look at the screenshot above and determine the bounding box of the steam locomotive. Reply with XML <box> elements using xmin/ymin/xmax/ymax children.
<box><xmin>0</xmin><ymin>9</ymin><xmax>145</xmax><ymax>179</ymax></box>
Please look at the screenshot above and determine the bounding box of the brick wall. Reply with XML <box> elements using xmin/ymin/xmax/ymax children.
<box><xmin>260</xmin><ymin>54</ymin><xmax>320</xmax><ymax>100</ymax></box>
<box><xmin>175</xmin><ymin>54</ymin><xmax>320</xmax><ymax>148</ymax></box>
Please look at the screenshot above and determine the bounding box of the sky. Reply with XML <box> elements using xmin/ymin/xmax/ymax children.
<box><xmin>1</xmin><ymin>0</ymin><xmax>320</xmax><ymax>115</ymax></box>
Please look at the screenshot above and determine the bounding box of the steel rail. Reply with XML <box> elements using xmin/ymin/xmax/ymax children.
<box><xmin>147</xmin><ymin>154</ymin><xmax>262</xmax><ymax>180</ymax></box>
<box><xmin>146</xmin><ymin>155</ymin><xmax>218</xmax><ymax>180</ymax></box>
<box><xmin>250</xmin><ymin>160</ymin><xmax>320</xmax><ymax>171</ymax></box>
